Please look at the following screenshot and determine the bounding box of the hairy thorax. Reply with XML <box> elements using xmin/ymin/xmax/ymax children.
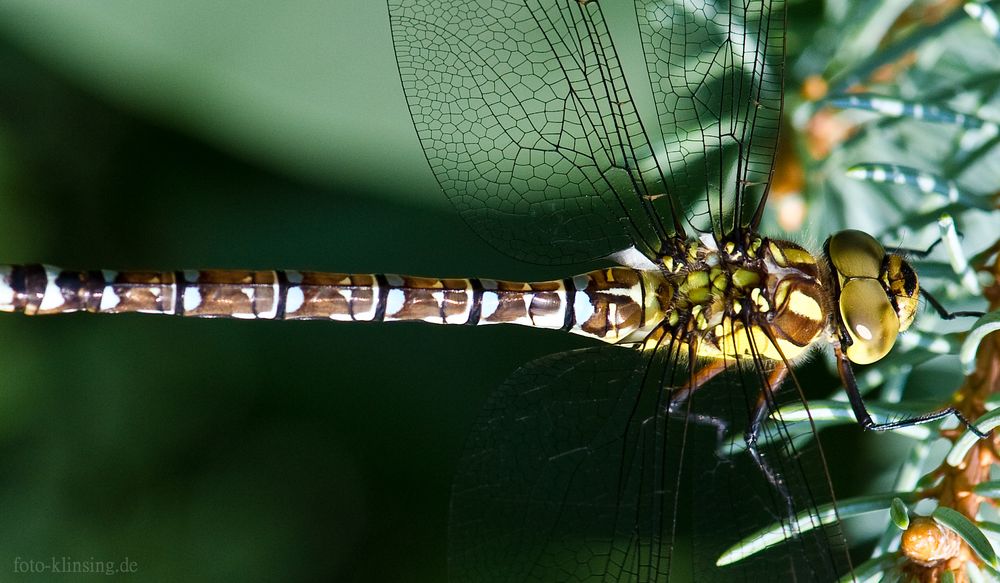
<box><xmin>629</xmin><ymin>236</ymin><xmax>832</xmax><ymax>363</ymax></box>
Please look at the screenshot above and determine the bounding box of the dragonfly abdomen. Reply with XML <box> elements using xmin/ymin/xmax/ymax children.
<box><xmin>0</xmin><ymin>265</ymin><xmax>662</xmax><ymax>343</ymax></box>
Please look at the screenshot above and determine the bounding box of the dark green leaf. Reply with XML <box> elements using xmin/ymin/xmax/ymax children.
<box><xmin>717</xmin><ymin>492</ymin><xmax>919</xmax><ymax>566</ymax></box>
<box><xmin>974</xmin><ymin>481</ymin><xmax>1000</xmax><ymax>498</ymax></box>
<box><xmin>932</xmin><ymin>506</ymin><xmax>998</xmax><ymax>569</ymax></box>
<box><xmin>891</xmin><ymin>497</ymin><xmax>910</xmax><ymax>530</ymax></box>
<box><xmin>960</xmin><ymin>311</ymin><xmax>1000</xmax><ymax>374</ymax></box>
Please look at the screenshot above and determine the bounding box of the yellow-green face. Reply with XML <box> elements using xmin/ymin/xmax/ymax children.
<box><xmin>827</xmin><ymin>230</ymin><xmax>920</xmax><ymax>365</ymax></box>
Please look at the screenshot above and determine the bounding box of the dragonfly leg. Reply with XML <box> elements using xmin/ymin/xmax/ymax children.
<box><xmin>921</xmin><ymin>288</ymin><xmax>984</xmax><ymax>320</ymax></box>
<box><xmin>668</xmin><ymin>359</ymin><xmax>725</xmax><ymax>406</ymax></box>
<box><xmin>834</xmin><ymin>343</ymin><xmax>989</xmax><ymax>438</ymax></box>
<box><xmin>744</xmin><ymin>363</ymin><xmax>790</xmax><ymax>446</ymax></box>
<box><xmin>893</xmin><ymin>237</ymin><xmax>946</xmax><ymax>259</ymax></box>
<box><xmin>744</xmin><ymin>363</ymin><xmax>795</xmax><ymax>502</ymax></box>
<box><xmin>897</xmin><ymin>235</ymin><xmax>983</xmax><ymax>318</ymax></box>
<box><xmin>892</xmin><ymin>225</ymin><xmax>977</xmax><ymax>259</ymax></box>
<box><xmin>666</xmin><ymin>359</ymin><xmax>730</xmax><ymax>442</ymax></box>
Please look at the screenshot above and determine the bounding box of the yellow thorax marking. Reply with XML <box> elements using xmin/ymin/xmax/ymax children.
<box><xmin>783</xmin><ymin>247</ymin><xmax>816</xmax><ymax>266</ymax></box>
<box><xmin>732</xmin><ymin>268</ymin><xmax>760</xmax><ymax>289</ymax></box>
<box><xmin>750</xmin><ymin>288</ymin><xmax>770</xmax><ymax>312</ymax></box>
<box><xmin>768</xmin><ymin>241</ymin><xmax>786</xmax><ymax>264</ymax></box>
<box><xmin>687</xmin><ymin>270</ymin><xmax>709</xmax><ymax>289</ymax></box>
<box><xmin>788</xmin><ymin>289</ymin><xmax>823</xmax><ymax>321</ymax></box>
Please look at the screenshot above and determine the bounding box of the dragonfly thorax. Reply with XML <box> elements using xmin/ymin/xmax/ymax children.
<box><xmin>632</xmin><ymin>236</ymin><xmax>831</xmax><ymax>364</ymax></box>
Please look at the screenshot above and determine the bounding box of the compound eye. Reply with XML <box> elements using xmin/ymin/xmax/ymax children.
<box><xmin>828</xmin><ymin>230</ymin><xmax>885</xmax><ymax>279</ymax></box>
<box><xmin>840</xmin><ymin>278</ymin><xmax>900</xmax><ymax>365</ymax></box>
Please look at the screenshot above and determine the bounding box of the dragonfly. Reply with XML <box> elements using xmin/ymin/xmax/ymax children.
<box><xmin>1</xmin><ymin>1</ymin><xmax>986</xmax><ymax>581</ymax></box>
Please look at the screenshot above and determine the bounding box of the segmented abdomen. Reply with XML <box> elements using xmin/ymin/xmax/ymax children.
<box><xmin>0</xmin><ymin>265</ymin><xmax>659</xmax><ymax>343</ymax></box>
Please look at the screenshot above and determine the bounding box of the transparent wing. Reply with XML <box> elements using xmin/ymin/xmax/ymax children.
<box><xmin>637</xmin><ymin>0</ymin><xmax>785</xmax><ymax>238</ymax></box>
<box><xmin>388</xmin><ymin>0</ymin><xmax>676</xmax><ymax>264</ymax></box>
<box><xmin>388</xmin><ymin>0</ymin><xmax>840</xmax><ymax>579</ymax></box>
<box><xmin>449</xmin><ymin>345</ymin><xmax>852</xmax><ymax>582</ymax></box>
<box><xmin>389</xmin><ymin>0</ymin><xmax>784</xmax><ymax>264</ymax></box>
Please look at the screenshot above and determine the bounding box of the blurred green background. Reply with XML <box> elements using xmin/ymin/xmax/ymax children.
<box><xmin>0</xmin><ymin>1</ymin><xmax>991</xmax><ymax>581</ymax></box>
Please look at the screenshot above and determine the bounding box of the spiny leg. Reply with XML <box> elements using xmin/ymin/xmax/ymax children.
<box><xmin>921</xmin><ymin>288</ymin><xmax>984</xmax><ymax>320</ymax></box>
<box><xmin>744</xmin><ymin>363</ymin><xmax>794</xmax><ymax>498</ymax></box>
<box><xmin>666</xmin><ymin>357</ymin><xmax>730</xmax><ymax>443</ymax></box>
<box><xmin>834</xmin><ymin>343</ymin><xmax>988</xmax><ymax>438</ymax></box>
<box><xmin>668</xmin><ymin>357</ymin><xmax>725</xmax><ymax>406</ymax></box>
<box><xmin>892</xmin><ymin>236</ymin><xmax>946</xmax><ymax>259</ymax></box>
<box><xmin>671</xmin><ymin>349</ymin><xmax>800</xmax><ymax>511</ymax></box>
<box><xmin>891</xmin><ymin>223</ymin><xmax>976</xmax><ymax>259</ymax></box>
<box><xmin>895</xmin><ymin>234</ymin><xmax>983</xmax><ymax>319</ymax></box>
<box><xmin>745</xmin><ymin>363</ymin><xmax>789</xmax><ymax>447</ymax></box>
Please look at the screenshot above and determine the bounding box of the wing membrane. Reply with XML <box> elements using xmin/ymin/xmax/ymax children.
<box><xmin>389</xmin><ymin>0</ymin><xmax>675</xmax><ymax>264</ymax></box>
<box><xmin>448</xmin><ymin>345</ymin><xmax>851</xmax><ymax>581</ymax></box>
<box><xmin>636</xmin><ymin>0</ymin><xmax>784</xmax><ymax>237</ymax></box>
<box><xmin>388</xmin><ymin>0</ymin><xmax>849</xmax><ymax>579</ymax></box>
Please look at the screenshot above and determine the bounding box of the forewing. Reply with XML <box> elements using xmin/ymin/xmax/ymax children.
<box><xmin>636</xmin><ymin>0</ymin><xmax>784</xmax><ymax>238</ymax></box>
<box><xmin>448</xmin><ymin>344</ymin><xmax>852</xmax><ymax>581</ymax></box>
<box><xmin>388</xmin><ymin>0</ymin><xmax>675</xmax><ymax>264</ymax></box>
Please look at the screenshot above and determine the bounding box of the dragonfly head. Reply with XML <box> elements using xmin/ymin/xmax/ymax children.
<box><xmin>825</xmin><ymin>230</ymin><xmax>919</xmax><ymax>365</ymax></box>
